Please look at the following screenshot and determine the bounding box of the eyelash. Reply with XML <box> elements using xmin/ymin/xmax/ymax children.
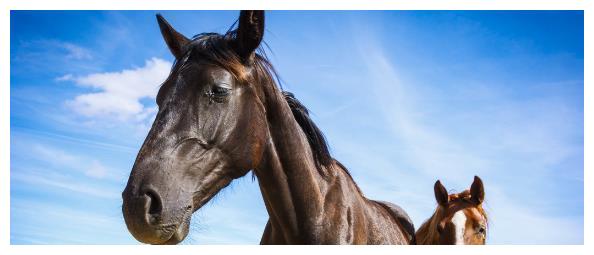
<box><xmin>205</xmin><ymin>85</ymin><xmax>231</xmax><ymax>103</ymax></box>
<box><xmin>212</xmin><ymin>86</ymin><xmax>230</xmax><ymax>96</ymax></box>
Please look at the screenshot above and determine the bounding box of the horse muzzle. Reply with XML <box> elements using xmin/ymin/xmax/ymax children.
<box><xmin>122</xmin><ymin>186</ymin><xmax>191</xmax><ymax>245</ymax></box>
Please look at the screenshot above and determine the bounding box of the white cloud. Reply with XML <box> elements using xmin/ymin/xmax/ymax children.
<box><xmin>64</xmin><ymin>57</ymin><xmax>171</xmax><ymax>121</ymax></box>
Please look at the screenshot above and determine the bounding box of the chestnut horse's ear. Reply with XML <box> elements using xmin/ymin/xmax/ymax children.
<box><xmin>470</xmin><ymin>176</ymin><xmax>485</xmax><ymax>205</ymax></box>
<box><xmin>434</xmin><ymin>180</ymin><xmax>449</xmax><ymax>206</ymax></box>
<box><xmin>156</xmin><ymin>14</ymin><xmax>190</xmax><ymax>59</ymax></box>
<box><xmin>234</xmin><ymin>10</ymin><xmax>265</xmax><ymax>62</ymax></box>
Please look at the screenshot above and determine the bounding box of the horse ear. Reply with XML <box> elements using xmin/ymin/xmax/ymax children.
<box><xmin>434</xmin><ymin>180</ymin><xmax>449</xmax><ymax>206</ymax></box>
<box><xmin>156</xmin><ymin>14</ymin><xmax>190</xmax><ymax>59</ymax></box>
<box><xmin>470</xmin><ymin>176</ymin><xmax>485</xmax><ymax>204</ymax></box>
<box><xmin>234</xmin><ymin>10</ymin><xmax>265</xmax><ymax>62</ymax></box>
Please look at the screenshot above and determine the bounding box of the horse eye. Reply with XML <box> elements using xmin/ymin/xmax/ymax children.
<box><xmin>205</xmin><ymin>86</ymin><xmax>231</xmax><ymax>103</ymax></box>
<box><xmin>212</xmin><ymin>86</ymin><xmax>230</xmax><ymax>97</ymax></box>
<box><xmin>478</xmin><ymin>226</ymin><xmax>486</xmax><ymax>235</ymax></box>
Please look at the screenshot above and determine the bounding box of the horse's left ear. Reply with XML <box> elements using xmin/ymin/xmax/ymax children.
<box><xmin>234</xmin><ymin>10</ymin><xmax>265</xmax><ymax>62</ymax></box>
<box><xmin>470</xmin><ymin>176</ymin><xmax>485</xmax><ymax>204</ymax></box>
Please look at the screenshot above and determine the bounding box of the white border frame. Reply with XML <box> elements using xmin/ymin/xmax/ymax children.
<box><xmin>1</xmin><ymin>1</ymin><xmax>590</xmax><ymax>255</ymax></box>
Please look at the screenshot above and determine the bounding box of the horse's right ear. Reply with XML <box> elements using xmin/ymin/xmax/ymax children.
<box><xmin>156</xmin><ymin>14</ymin><xmax>190</xmax><ymax>59</ymax></box>
<box><xmin>233</xmin><ymin>10</ymin><xmax>265</xmax><ymax>62</ymax></box>
<box><xmin>434</xmin><ymin>180</ymin><xmax>449</xmax><ymax>206</ymax></box>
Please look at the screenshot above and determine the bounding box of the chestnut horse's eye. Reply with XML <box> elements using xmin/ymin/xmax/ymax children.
<box><xmin>477</xmin><ymin>225</ymin><xmax>486</xmax><ymax>236</ymax></box>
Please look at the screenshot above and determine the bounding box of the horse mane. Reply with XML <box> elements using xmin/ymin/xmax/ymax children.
<box><xmin>282</xmin><ymin>91</ymin><xmax>332</xmax><ymax>169</ymax></box>
<box><xmin>281</xmin><ymin>91</ymin><xmax>362</xmax><ymax>193</ymax></box>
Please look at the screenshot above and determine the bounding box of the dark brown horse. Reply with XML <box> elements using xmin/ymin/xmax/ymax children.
<box><xmin>121</xmin><ymin>10</ymin><xmax>414</xmax><ymax>245</ymax></box>
<box><xmin>415</xmin><ymin>176</ymin><xmax>488</xmax><ymax>245</ymax></box>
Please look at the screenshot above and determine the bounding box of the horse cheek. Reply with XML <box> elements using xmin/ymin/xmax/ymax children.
<box><xmin>225</xmin><ymin>94</ymin><xmax>267</xmax><ymax>172</ymax></box>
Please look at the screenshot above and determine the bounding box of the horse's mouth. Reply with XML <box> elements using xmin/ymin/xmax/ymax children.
<box><xmin>159</xmin><ymin>210</ymin><xmax>191</xmax><ymax>245</ymax></box>
<box><xmin>156</xmin><ymin>190</ymin><xmax>222</xmax><ymax>245</ymax></box>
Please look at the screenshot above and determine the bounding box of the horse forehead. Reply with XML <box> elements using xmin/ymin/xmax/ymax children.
<box><xmin>205</xmin><ymin>67</ymin><xmax>234</xmax><ymax>83</ymax></box>
<box><xmin>444</xmin><ymin>202</ymin><xmax>477</xmax><ymax>221</ymax></box>
<box><xmin>451</xmin><ymin>210</ymin><xmax>467</xmax><ymax>226</ymax></box>
<box><xmin>463</xmin><ymin>207</ymin><xmax>485</xmax><ymax>223</ymax></box>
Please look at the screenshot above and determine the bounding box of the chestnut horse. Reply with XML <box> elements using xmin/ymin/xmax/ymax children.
<box><xmin>416</xmin><ymin>176</ymin><xmax>488</xmax><ymax>245</ymax></box>
<box><xmin>122</xmin><ymin>11</ymin><xmax>414</xmax><ymax>244</ymax></box>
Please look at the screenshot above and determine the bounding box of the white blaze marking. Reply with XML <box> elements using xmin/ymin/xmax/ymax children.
<box><xmin>451</xmin><ymin>210</ymin><xmax>467</xmax><ymax>245</ymax></box>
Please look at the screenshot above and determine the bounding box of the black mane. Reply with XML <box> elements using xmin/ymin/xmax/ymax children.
<box><xmin>283</xmin><ymin>92</ymin><xmax>362</xmax><ymax>193</ymax></box>
<box><xmin>282</xmin><ymin>91</ymin><xmax>332</xmax><ymax>170</ymax></box>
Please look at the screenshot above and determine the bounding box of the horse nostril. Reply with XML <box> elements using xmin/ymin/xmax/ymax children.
<box><xmin>144</xmin><ymin>189</ymin><xmax>163</xmax><ymax>216</ymax></box>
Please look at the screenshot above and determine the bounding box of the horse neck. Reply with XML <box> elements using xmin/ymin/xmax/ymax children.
<box><xmin>416</xmin><ymin>207</ymin><xmax>444</xmax><ymax>245</ymax></box>
<box><xmin>253</xmin><ymin>84</ymin><xmax>329</xmax><ymax>243</ymax></box>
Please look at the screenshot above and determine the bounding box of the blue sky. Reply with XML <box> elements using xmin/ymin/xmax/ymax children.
<box><xmin>10</xmin><ymin>11</ymin><xmax>583</xmax><ymax>244</ymax></box>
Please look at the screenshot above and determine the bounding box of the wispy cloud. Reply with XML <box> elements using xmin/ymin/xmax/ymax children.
<box><xmin>11</xmin><ymin>199</ymin><xmax>133</xmax><ymax>244</ymax></box>
<box><xmin>12</xmin><ymin>169</ymin><xmax>121</xmax><ymax>199</ymax></box>
<box><xmin>61</xmin><ymin>42</ymin><xmax>93</xmax><ymax>60</ymax></box>
<box><xmin>55</xmin><ymin>73</ymin><xmax>74</xmax><ymax>82</ymax></box>
<box><xmin>484</xmin><ymin>186</ymin><xmax>583</xmax><ymax>244</ymax></box>
<box><xmin>355</xmin><ymin>38</ymin><xmax>487</xmax><ymax>183</ymax></box>
<box><xmin>30</xmin><ymin>144</ymin><xmax>125</xmax><ymax>182</ymax></box>
<box><xmin>86</xmin><ymin>160</ymin><xmax>110</xmax><ymax>179</ymax></box>
<box><xmin>12</xmin><ymin>127</ymin><xmax>138</xmax><ymax>154</ymax></box>
<box><xmin>62</xmin><ymin>57</ymin><xmax>170</xmax><ymax>122</ymax></box>
<box><xmin>11</xmin><ymin>141</ymin><xmax>124</xmax><ymax>200</ymax></box>
<box><xmin>12</xmin><ymin>39</ymin><xmax>97</xmax><ymax>73</ymax></box>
